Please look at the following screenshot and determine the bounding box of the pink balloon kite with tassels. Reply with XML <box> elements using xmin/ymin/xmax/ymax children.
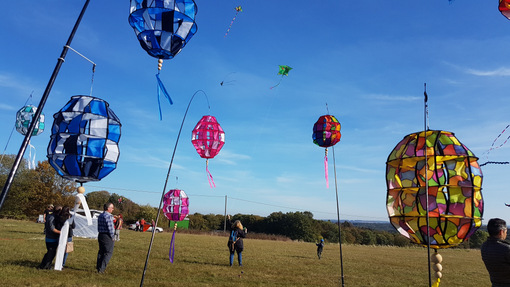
<box><xmin>191</xmin><ymin>115</ymin><xmax>225</xmax><ymax>187</ymax></box>
<box><xmin>163</xmin><ymin>189</ymin><xmax>189</xmax><ymax>263</ymax></box>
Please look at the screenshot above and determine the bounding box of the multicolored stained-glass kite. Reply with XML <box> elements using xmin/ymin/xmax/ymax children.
<box><xmin>270</xmin><ymin>65</ymin><xmax>292</xmax><ymax>89</ymax></box>
<box><xmin>224</xmin><ymin>6</ymin><xmax>242</xmax><ymax>37</ymax></box>
<box><xmin>47</xmin><ymin>95</ymin><xmax>122</xmax><ymax>183</ymax></box>
<box><xmin>128</xmin><ymin>0</ymin><xmax>198</xmax><ymax>119</ymax></box>
<box><xmin>163</xmin><ymin>189</ymin><xmax>189</xmax><ymax>263</ymax></box>
<box><xmin>499</xmin><ymin>0</ymin><xmax>510</xmax><ymax>20</ymax></box>
<box><xmin>16</xmin><ymin>105</ymin><xmax>44</xmax><ymax>136</ymax></box>
<box><xmin>386</xmin><ymin>130</ymin><xmax>483</xmax><ymax>249</ymax></box>
<box><xmin>313</xmin><ymin>115</ymin><xmax>341</xmax><ymax>188</ymax></box>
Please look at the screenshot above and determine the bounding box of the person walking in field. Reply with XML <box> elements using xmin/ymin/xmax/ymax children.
<box><xmin>316</xmin><ymin>238</ymin><xmax>325</xmax><ymax>259</ymax></box>
<box><xmin>96</xmin><ymin>202</ymin><xmax>115</xmax><ymax>273</ymax></box>
<box><xmin>481</xmin><ymin>218</ymin><xmax>510</xmax><ymax>286</ymax></box>
<box><xmin>227</xmin><ymin>215</ymin><xmax>247</xmax><ymax>267</ymax></box>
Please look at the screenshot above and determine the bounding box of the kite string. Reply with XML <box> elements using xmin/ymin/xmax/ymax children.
<box><xmin>482</xmin><ymin>124</ymin><xmax>510</xmax><ymax>160</ymax></box>
<box><xmin>63</xmin><ymin>45</ymin><xmax>96</xmax><ymax>96</ymax></box>
<box><xmin>224</xmin><ymin>8</ymin><xmax>241</xmax><ymax>37</ymax></box>
<box><xmin>0</xmin><ymin>92</ymin><xmax>33</xmax><ymax>165</ymax></box>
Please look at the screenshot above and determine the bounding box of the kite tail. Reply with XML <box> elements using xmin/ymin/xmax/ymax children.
<box><xmin>224</xmin><ymin>11</ymin><xmax>240</xmax><ymax>37</ymax></box>
<box><xmin>156</xmin><ymin>72</ymin><xmax>173</xmax><ymax>121</ymax></box>
<box><xmin>270</xmin><ymin>79</ymin><xmax>282</xmax><ymax>90</ymax></box>
<box><xmin>206</xmin><ymin>159</ymin><xmax>216</xmax><ymax>188</ymax></box>
<box><xmin>479</xmin><ymin>161</ymin><xmax>510</xmax><ymax>167</ymax></box>
<box><xmin>28</xmin><ymin>141</ymin><xmax>36</xmax><ymax>169</ymax></box>
<box><xmin>169</xmin><ymin>229</ymin><xmax>176</xmax><ymax>263</ymax></box>
<box><xmin>432</xmin><ymin>278</ymin><xmax>440</xmax><ymax>287</ymax></box>
<box><xmin>324</xmin><ymin>149</ymin><xmax>329</xmax><ymax>188</ymax></box>
<box><xmin>75</xmin><ymin>193</ymin><xmax>92</xmax><ymax>225</ymax></box>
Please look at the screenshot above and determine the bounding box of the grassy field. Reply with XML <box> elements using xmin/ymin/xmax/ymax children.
<box><xmin>0</xmin><ymin>218</ymin><xmax>490</xmax><ymax>286</ymax></box>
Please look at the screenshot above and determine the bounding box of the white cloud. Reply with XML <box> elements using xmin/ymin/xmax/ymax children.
<box><xmin>363</xmin><ymin>94</ymin><xmax>421</xmax><ymax>102</ymax></box>
<box><xmin>465</xmin><ymin>67</ymin><xmax>510</xmax><ymax>77</ymax></box>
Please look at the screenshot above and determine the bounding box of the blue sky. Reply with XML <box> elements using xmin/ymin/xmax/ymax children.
<box><xmin>1</xmin><ymin>1</ymin><xmax>510</xmax><ymax>222</ymax></box>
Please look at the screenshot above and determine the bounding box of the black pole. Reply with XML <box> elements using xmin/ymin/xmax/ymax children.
<box><xmin>223</xmin><ymin>195</ymin><xmax>227</xmax><ymax>232</ymax></box>
<box><xmin>0</xmin><ymin>0</ymin><xmax>91</xmax><ymax>210</ymax></box>
<box><xmin>424</xmin><ymin>83</ymin><xmax>432</xmax><ymax>287</ymax></box>
<box><xmin>332</xmin><ymin>146</ymin><xmax>345</xmax><ymax>287</ymax></box>
<box><xmin>140</xmin><ymin>90</ymin><xmax>209</xmax><ymax>287</ymax></box>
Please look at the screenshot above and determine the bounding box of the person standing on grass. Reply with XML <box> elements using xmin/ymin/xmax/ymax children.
<box><xmin>96</xmin><ymin>202</ymin><xmax>115</xmax><ymax>273</ymax></box>
<box><xmin>38</xmin><ymin>206</ymin><xmax>62</xmax><ymax>269</ymax></box>
<box><xmin>140</xmin><ymin>218</ymin><xmax>146</xmax><ymax>232</ymax></box>
<box><xmin>227</xmin><ymin>215</ymin><xmax>247</xmax><ymax>267</ymax></box>
<box><xmin>59</xmin><ymin>206</ymin><xmax>75</xmax><ymax>267</ymax></box>
<box><xmin>481</xmin><ymin>218</ymin><xmax>510</xmax><ymax>287</ymax></box>
<box><xmin>114</xmin><ymin>214</ymin><xmax>123</xmax><ymax>241</ymax></box>
<box><xmin>316</xmin><ymin>239</ymin><xmax>325</xmax><ymax>259</ymax></box>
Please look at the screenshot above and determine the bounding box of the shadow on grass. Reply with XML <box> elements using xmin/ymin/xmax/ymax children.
<box><xmin>180</xmin><ymin>258</ymin><xmax>227</xmax><ymax>267</ymax></box>
<box><xmin>7</xmin><ymin>230</ymin><xmax>44</xmax><ymax>236</ymax></box>
<box><xmin>8</xmin><ymin>259</ymin><xmax>40</xmax><ymax>268</ymax></box>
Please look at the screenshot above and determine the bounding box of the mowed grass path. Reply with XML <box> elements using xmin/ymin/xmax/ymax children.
<box><xmin>0</xmin><ymin>219</ymin><xmax>490</xmax><ymax>286</ymax></box>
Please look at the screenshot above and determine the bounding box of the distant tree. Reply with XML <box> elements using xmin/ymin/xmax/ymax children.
<box><xmin>189</xmin><ymin>213</ymin><xmax>208</xmax><ymax>230</ymax></box>
<box><xmin>375</xmin><ymin>231</ymin><xmax>394</xmax><ymax>246</ymax></box>
<box><xmin>393</xmin><ymin>234</ymin><xmax>412</xmax><ymax>247</ymax></box>
<box><xmin>360</xmin><ymin>229</ymin><xmax>376</xmax><ymax>245</ymax></box>
<box><xmin>0</xmin><ymin>159</ymin><xmax>75</xmax><ymax>219</ymax></box>
<box><xmin>85</xmin><ymin>190</ymin><xmax>112</xmax><ymax>210</ymax></box>
<box><xmin>137</xmin><ymin>204</ymin><xmax>157</xmax><ymax>223</ymax></box>
<box><xmin>469</xmin><ymin>230</ymin><xmax>489</xmax><ymax>249</ymax></box>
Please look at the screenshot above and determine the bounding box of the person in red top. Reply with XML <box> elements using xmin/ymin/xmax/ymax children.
<box><xmin>139</xmin><ymin>218</ymin><xmax>146</xmax><ymax>232</ymax></box>
<box><xmin>114</xmin><ymin>214</ymin><xmax>123</xmax><ymax>241</ymax></box>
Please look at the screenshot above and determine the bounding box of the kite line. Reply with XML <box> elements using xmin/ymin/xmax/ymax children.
<box><xmin>479</xmin><ymin>124</ymin><xmax>510</xmax><ymax>167</ymax></box>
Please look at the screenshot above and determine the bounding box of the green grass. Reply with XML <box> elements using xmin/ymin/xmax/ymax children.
<box><xmin>0</xmin><ymin>218</ymin><xmax>490</xmax><ymax>286</ymax></box>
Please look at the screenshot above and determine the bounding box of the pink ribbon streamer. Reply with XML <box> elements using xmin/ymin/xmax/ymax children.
<box><xmin>206</xmin><ymin>164</ymin><xmax>216</xmax><ymax>188</ymax></box>
<box><xmin>324</xmin><ymin>154</ymin><xmax>329</xmax><ymax>188</ymax></box>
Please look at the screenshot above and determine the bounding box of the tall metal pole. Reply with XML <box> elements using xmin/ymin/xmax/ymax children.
<box><xmin>223</xmin><ymin>195</ymin><xmax>227</xmax><ymax>232</ymax></box>
<box><xmin>424</xmin><ymin>83</ymin><xmax>432</xmax><ymax>287</ymax></box>
<box><xmin>0</xmin><ymin>0</ymin><xmax>91</xmax><ymax>210</ymax></box>
<box><xmin>140</xmin><ymin>90</ymin><xmax>209</xmax><ymax>287</ymax></box>
<box><xmin>332</xmin><ymin>146</ymin><xmax>344</xmax><ymax>287</ymax></box>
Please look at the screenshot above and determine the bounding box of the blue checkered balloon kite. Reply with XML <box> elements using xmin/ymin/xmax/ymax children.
<box><xmin>47</xmin><ymin>96</ymin><xmax>121</xmax><ymax>183</ymax></box>
<box><xmin>128</xmin><ymin>0</ymin><xmax>198</xmax><ymax>60</ymax></box>
<box><xmin>128</xmin><ymin>0</ymin><xmax>198</xmax><ymax>119</ymax></box>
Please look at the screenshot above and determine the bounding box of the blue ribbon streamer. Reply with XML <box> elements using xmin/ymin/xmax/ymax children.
<box><xmin>156</xmin><ymin>73</ymin><xmax>173</xmax><ymax>120</ymax></box>
<box><xmin>169</xmin><ymin>229</ymin><xmax>176</xmax><ymax>263</ymax></box>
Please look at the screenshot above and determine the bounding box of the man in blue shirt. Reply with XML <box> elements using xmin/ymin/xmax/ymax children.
<box><xmin>96</xmin><ymin>202</ymin><xmax>115</xmax><ymax>273</ymax></box>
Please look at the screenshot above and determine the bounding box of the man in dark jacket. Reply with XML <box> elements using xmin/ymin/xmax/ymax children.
<box><xmin>481</xmin><ymin>218</ymin><xmax>510</xmax><ymax>287</ymax></box>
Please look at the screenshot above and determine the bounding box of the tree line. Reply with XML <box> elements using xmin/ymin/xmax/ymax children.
<box><xmin>189</xmin><ymin>211</ymin><xmax>489</xmax><ymax>249</ymax></box>
<box><xmin>0</xmin><ymin>156</ymin><xmax>489</xmax><ymax>249</ymax></box>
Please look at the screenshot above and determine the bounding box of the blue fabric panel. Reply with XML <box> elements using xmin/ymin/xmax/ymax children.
<box><xmin>108</xmin><ymin>125</ymin><xmax>121</xmax><ymax>142</ymax></box>
<box><xmin>63</xmin><ymin>155</ymin><xmax>80</xmax><ymax>177</ymax></box>
<box><xmin>87</xmin><ymin>138</ymin><xmax>106</xmax><ymax>157</ymax></box>
<box><xmin>89</xmin><ymin>99</ymin><xmax>107</xmax><ymax>116</ymax></box>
